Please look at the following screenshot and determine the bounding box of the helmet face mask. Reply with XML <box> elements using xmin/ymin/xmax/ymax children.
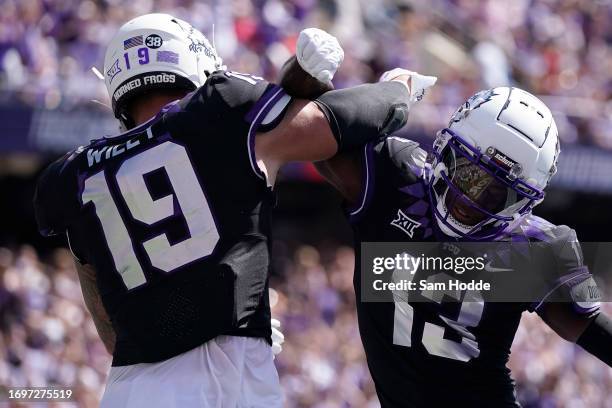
<box><xmin>428</xmin><ymin>128</ymin><xmax>541</xmax><ymax>240</ymax></box>
<box><xmin>426</xmin><ymin>87</ymin><xmax>559</xmax><ymax>240</ymax></box>
<box><xmin>443</xmin><ymin>155</ymin><xmax>512</xmax><ymax>225</ymax></box>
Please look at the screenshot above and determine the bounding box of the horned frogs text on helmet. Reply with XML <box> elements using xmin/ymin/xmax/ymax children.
<box><xmin>103</xmin><ymin>13</ymin><xmax>223</xmax><ymax>128</ymax></box>
<box><xmin>426</xmin><ymin>87</ymin><xmax>560</xmax><ymax>240</ymax></box>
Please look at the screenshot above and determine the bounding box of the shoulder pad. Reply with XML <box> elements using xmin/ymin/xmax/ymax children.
<box><xmin>377</xmin><ymin>136</ymin><xmax>427</xmax><ymax>183</ymax></box>
<box><xmin>518</xmin><ymin>216</ymin><xmax>584</xmax><ymax>269</ymax></box>
<box><xmin>182</xmin><ymin>70</ymin><xmax>274</xmax><ymax>115</ymax></box>
<box><xmin>513</xmin><ymin>215</ymin><xmax>563</xmax><ymax>243</ymax></box>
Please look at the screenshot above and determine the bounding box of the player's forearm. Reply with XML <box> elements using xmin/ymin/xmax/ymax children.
<box><xmin>256</xmin><ymin>80</ymin><xmax>411</xmax><ymax>166</ymax></box>
<box><xmin>76</xmin><ymin>262</ymin><xmax>116</xmax><ymax>354</ymax></box>
<box><xmin>576</xmin><ymin>312</ymin><xmax>612</xmax><ymax>366</ymax></box>
<box><xmin>541</xmin><ymin>303</ymin><xmax>612</xmax><ymax>366</ymax></box>
<box><xmin>278</xmin><ymin>56</ymin><xmax>334</xmax><ymax>99</ymax></box>
<box><xmin>314</xmin><ymin>81</ymin><xmax>410</xmax><ymax>153</ymax></box>
<box><xmin>539</xmin><ymin>302</ymin><xmax>593</xmax><ymax>342</ymax></box>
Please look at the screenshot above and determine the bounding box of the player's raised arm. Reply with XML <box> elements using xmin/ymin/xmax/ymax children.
<box><xmin>311</xmin><ymin>69</ymin><xmax>437</xmax><ymax>204</ymax></box>
<box><xmin>254</xmin><ymin>76</ymin><xmax>413</xmax><ymax>183</ymax></box>
<box><xmin>255</xmin><ymin>28</ymin><xmax>433</xmax><ymax>185</ymax></box>
<box><xmin>276</xmin><ymin>28</ymin><xmax>342</xmax><ymax>99</ymax></box>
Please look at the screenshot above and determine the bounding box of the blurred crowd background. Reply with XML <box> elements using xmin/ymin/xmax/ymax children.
<box><xmin>1</xmin><ymin>0</ymin><xmax>612</xmax><ymax>407</ymax></box>
<box><xmin>2</xmin><ymin>245</ymin><xmax>612</xmax><ymax>407</ymax></box>
<box><xmin>0</xmin><ymin>0</ymin><xmax>611</xmax><ymax>147</ymax></box>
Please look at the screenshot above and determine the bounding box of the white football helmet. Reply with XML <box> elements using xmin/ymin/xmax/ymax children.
<box><xmin>426</xmin><ymin>87</ymin><xmax>560</xmax><ymax>240</ymax></box>
<box><xmin>103</xmin><ymin>13</ymin><xmax>223</xmax><ymax>128</ymax></box>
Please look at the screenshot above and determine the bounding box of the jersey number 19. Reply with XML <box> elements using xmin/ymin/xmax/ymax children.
<box><xmin>81</xmin><ymin>141</ymin><xmax>220</xmax><ymax>289</ymax></box>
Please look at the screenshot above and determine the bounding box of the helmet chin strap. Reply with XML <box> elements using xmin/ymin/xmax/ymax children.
<box><xmin>435</xmin><ymin>189</ymin><xmax>467</xmax><ymax>238</ymax></box>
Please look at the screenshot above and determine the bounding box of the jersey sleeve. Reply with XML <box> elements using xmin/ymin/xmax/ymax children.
<box><xmin>180</xmin><ymin>70</ymin><xmax>291</xmax><ymax>132</ymax></box>
<box><xmin>347</xmin><ymin>136</ymin><xmax>427</xmax><ymax>220</ymax></box>
<box><xmin>382</xmin><ymin>136</ymin><xmax>428</xmax><ymax>185</ymax></box>
<box><xmin>529</xmin><ymin>226</ymin><xmax>601</xmax><ymax>316</ymax></box>
<box><xmin>33</xmin><ymin>150</ymin><xmax>81</xmax><ymax>237</ymax></box>
<box><xmin>178</xmin><ymin>71</ymin><xmax>292</xmax><ymax>181</ymax></box>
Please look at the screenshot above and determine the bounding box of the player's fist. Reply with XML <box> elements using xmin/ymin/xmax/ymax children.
<box><xmin>380</xmin><ymin>68</ymin><xmax>438</xmax><ymax>105</ymax></box>
<box><xmin>296</xmin><ymin>28</ymin><xmax>344</xmax><ymax>84</ymax></box>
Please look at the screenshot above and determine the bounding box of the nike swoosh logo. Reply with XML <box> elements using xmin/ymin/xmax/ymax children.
<box><xmin>483</xmin><ymin>260</ymin><xmax>513</xmax><ymax>273</ymax></box>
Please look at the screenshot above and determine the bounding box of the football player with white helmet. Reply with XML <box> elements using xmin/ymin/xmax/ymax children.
<box><xmin>33</xmin><ymin>13</ymin><xmax>426</xmax><ymax>408</ymax></box>
<box><xmin>317</xmin><ymin>81</ymin><xmax>612</xmax><ymax>407</ymax></box>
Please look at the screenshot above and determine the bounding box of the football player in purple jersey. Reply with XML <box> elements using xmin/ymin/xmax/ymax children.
<box><xmin>316</xmin><ymin>80</ymin><xmax>612</xmax><ymax>407</ymax></box>
<box><xmin>33</xmin><ymin>14</ymin><xmax>427</xmax><ymax>407</ymax></box>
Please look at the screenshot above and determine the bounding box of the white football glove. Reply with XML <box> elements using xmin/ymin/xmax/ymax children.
<box><xmin>379</xmin><ymin>68</ymin><xmax>438</xmax><ymax>105</ymax></box>
<box><xmin>296</xmin><ymin>28</ymin><xmax>344</xmax><ymax>83</ymax></box>
<box><xmin>271</xmin><ymin>318</ymin><xmax>284</xmax><ymax>357</ymax></box>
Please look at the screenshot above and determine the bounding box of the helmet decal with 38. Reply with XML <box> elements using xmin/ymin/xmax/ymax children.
<box><xmin>145</xmin><ymin>34</ymin><xmax>163</xmax><ymax>49</ymax></box>
<box><xmin>103</xmin><ymin>13</ymin><xmax>223</xmax><ymax>129</ymax></box>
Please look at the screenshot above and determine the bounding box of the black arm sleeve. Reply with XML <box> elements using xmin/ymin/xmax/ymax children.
<box><xmin>313</xmin><ymin>81</ymin><xmax>410</xmax><ymax>153</ymax></box>
<box><xmin>576</xmin><ymin>313</ymin><xmax>612</xmax><ymax>367</ymax></box>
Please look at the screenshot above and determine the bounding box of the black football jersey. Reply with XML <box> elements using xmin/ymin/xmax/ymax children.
<box><xmin>33</xmin><ymin>71</ymin><xmax>291</xmax><ymax>366</ymax></box>
<box><xmin>347</xmin><ymin>137</ymin><xmax>600</xmax><ymax>407</ymax></box>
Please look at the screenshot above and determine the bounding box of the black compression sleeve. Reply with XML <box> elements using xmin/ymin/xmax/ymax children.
<box><xmin>576</xmin><ymin>313</ymin><xmax>612</xmax><ymax>366</ymax></box>
<box><xmin>313</xmin><ymin>81</ymin><xmax>410</xmax><ymax>152</ymax></box>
